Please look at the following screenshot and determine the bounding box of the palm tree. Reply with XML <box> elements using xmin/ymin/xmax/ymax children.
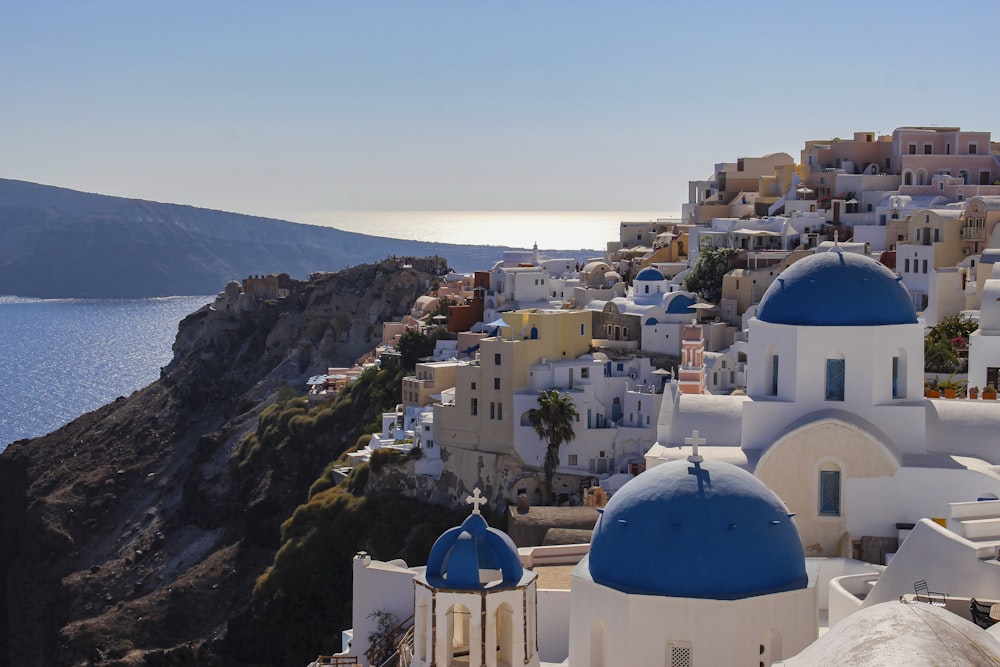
<box><xmin>528</xmin><ymin>389</ymin><xmax>578</xmax><ymax>505</ymax></box>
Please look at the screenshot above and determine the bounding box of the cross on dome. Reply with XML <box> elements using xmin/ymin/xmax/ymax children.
<box><xmin>467</xmin><ymin>487</ymin><xmax>487</xmax><ymax>514</ymax></box>
<box><xmin>685</xmin><ymin>430</ymin><xmax>705</xmax><ymax>464</ymax></box>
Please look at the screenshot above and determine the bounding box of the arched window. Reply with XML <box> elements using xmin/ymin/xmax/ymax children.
<box><xmin>825</xmin><ymin>352</ymin><xmax>845</xmax><ymax>401</ymax></box>
<box><xmin>766</xmin><ymin>347</ymin><xmax>779</xmax><ymax>396</ymax></box>
<box><xmin>819</xmin><ymin>461</ymin><xmax>842</xmax><ymax>516</ymax></box>
<box><xmin>446</xmin><ymin>603</ymin><xmax>471</xmax><ymax>665</ymax></box>
<box><xmin>416</xmin><ymin>599</ymin><xmax>429</xmax><ymax>661</ymax></box>
<box><xmin>917</xmin><ymin>168</ymin><xmax>928</xmax><ymax>186</ymax></box>
<box><xmin>495</xmin><ymin>603</ymin><xmax>514</xmax><ymax>665</ymax></box>
<box><xmin>589</xmin><ymin>619</ymin><xmax>605</xmax><ymax>667</ymax></box>
<box><xmin>903</xmin><ymin>170</ymin><xmax>913</xmax><ymax>186</ymax></box>
<box><xmin>892</xmin><ymin>349</ymin><xmax>906</xmax><ymax>398</ymax></box>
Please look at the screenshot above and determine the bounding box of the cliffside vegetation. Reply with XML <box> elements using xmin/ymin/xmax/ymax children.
<box><xmin>222</xmin><ymin>327</ymin><xmax>465</xmax><ymax>665</ymax></box>
<box><xmin>0</xmin><ymin>259</ymin><xmax>467</xmax><ymax>666</ymax></box>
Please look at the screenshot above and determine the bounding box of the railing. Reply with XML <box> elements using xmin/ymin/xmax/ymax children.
<box><xmin>397</xmin><ymin>626</ymin><xmax>415</xmax><ymax>667</ymax></box>
<box><xmin>365</xmin><ymin>614</ymin><xmax>414</xmax><ymax>667</ymax></box>
<box><xmin>309</xmin><ymin>655</ymin><xmax>361</xmax><ymax>666</ymax></box>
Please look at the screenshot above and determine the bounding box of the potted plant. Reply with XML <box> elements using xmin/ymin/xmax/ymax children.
<box><xmin>985</xmin><ymin>386</ymin><xmax>998</xmax><ymax>400</ymax></box>
<box><xmin>937</xmin><ymin>374</ymin><xmax>965</xmax><ymax>399</ymax></box>
<box><xmin>970</xmin><ymin>386</ymin><xmax>979</xmax><ymax>400</ymax></box>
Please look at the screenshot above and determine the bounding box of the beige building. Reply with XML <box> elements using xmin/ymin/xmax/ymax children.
<box><xmin>684</xmin><ymin>152</ymin><xmax>795</xmax><ymax>224</ymax></box>
<box><xmin>432</xmin><ymin>309</ymin><xmax>594</xmax><ymax>504</ymax></box>
<box><xmin>402</xmin><ymin>360</ymin><xmax>461</xmax><ymax>409</ymax></box>
<box><xmin>719</xmin><ymin>250</ymin><xmax>812</xmax><ymax>325</ymax></box>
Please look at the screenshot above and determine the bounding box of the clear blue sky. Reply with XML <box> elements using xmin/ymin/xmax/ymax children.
<box><xmin>3</xmin><ymin>0</ymin><xmax>999</xmax><ymax>220</ymax></box>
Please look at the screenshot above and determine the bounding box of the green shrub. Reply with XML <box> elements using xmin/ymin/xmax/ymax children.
<box><xmin>346</xmin><ymin>463</ymin><xmax>369</xmax><ymax>495</ymax></box>
<box><xmin>369</xmin><ymin>448</ymin><xmax>404</xmax><ymax>475</ymax></box>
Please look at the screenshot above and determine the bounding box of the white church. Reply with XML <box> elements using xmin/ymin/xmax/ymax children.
<box><xmin>321</xmin><ymin>248</ymin><xmax>1000</xmax><ymax>666</ymax></box>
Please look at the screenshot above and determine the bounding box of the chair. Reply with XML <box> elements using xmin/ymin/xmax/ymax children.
<box><xmin>914</xmin><ymin>580</ymin><xmax>946</xmax><ymax>607</ymax></box>
<box><xmin>971</xmin><ymin>598</ymin><xmax>997</xmax><ymax>629</ymax></box>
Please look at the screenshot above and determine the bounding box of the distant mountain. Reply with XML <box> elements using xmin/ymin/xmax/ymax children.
<box><xmin>0</xmin><ymin>179</ymin><xmax>595</xmax><ymax>298</ymax></box>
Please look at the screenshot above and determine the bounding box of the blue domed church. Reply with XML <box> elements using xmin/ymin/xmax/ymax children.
<box><xmin>411</xmin><ymin>489</ymin><xmax>539</xmax><ymax>667</ymax></box>
<box><xmin>568</xmin><ymin>451</ymin><xmax>816</xmax><ymax>666</ymax></box>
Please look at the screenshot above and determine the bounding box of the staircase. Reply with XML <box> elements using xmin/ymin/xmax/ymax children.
<box><xmin>949</xmin><ymin>499</ymin><xmax>1000</xmax><ymax>559</ymax></box>
<box><xmin>365</xmin><ymin>614</ymin><xmax>414</xmax><ymax>667</ymax></box>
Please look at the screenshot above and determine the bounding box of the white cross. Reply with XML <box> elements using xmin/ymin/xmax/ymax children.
<box><xmin>467</xmin><ymin>487</ymin><xmax>487</xmax><ymax>514</ymax></box>
<box><xmin>685</xmin><ymin>430</ymin><xmax>705</xmax><ymax>464</ymax></box>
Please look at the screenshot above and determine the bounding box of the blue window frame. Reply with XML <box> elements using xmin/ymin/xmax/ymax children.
<box><xmin>820</xmin><ymin>470</ymin><xmax>841</xmax><ymax>515</ymax></box>
<box><xmin>826</xmin><ymin>359</ymin><xmax>845</xmax><ymax>401</ymax></box>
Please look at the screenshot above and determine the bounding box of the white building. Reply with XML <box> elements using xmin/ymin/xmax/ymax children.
<box><xmin>649</xmin><ymin>248</ymin><xmax>1000</xmax><ymax>556</ymax></box>
<box><xmin>569</xmin><ymin>457</ymin><xmax>816</xmax><ymax>666</ymax></box>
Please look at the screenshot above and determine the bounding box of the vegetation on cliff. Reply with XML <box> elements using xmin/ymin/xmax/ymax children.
<box><xmin>0</xmin><ymin>259</ymin><xmax>457</xmax><ymax>666</ymax></box>
<box><xmin>222</xmin><ymin>327</ymin><xmax>464</xmax><ymax>665</ymax></box>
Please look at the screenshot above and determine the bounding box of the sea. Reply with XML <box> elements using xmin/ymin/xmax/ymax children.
<box><xmin>0</xmin><ymin>210</ymin><xmax>675</xmax><ymax>452</ymax></box>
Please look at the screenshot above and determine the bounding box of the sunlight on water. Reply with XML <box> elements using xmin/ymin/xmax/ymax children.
<box><xmin>281</xmin><ymin>210</ymin><xmax>679</xmax><ymax>250</ymax></box>
<box><xmin>0</xmin><ymin>296</ymin><xmax>213</xmax><ymax>450</ymax></box>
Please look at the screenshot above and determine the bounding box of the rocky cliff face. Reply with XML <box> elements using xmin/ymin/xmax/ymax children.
<box><xmin>0</xmin><ymin>257</ymin><xmax>448</xmax><ymax>666</ymax></box>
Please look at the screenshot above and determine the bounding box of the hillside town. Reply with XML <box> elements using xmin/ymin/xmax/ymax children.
<box><xmin>259</xmin><ymin>126</ymin><xmax>1000</xmax><ymax>666</ymax></box>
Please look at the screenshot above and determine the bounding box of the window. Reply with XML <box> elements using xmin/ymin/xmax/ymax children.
<box><xmin>490</xmin><ymin>402</ymin><xmax>495</xmax><ymax>419</ymax></box>
<box><xmin>494</xmin><ymin>353</ymin><xmax>502</xmax><ymax>365</ymax></box>
<box><xmin>892</xmin><ymin>354</ymin><xmax>905</xmax><ymax>398</ymax></box>
<box><xmin>970</xmin><ymin>143</ymin><xmax>978</xmax><ymax>154</ymax></box>
<box><xmin>497</xmin><ymin>403</ymin><xmax>503</xmax><ymax>420</ymax></box>
<box><xmin>908</xmin><ymin>143</ymin><xmax>917</xmax><ymax>155</ymax></box>
<box><xmin>580</xmin><ymin>323</ymin><xmax>586</xmax><ymax>336</ymax></box>
<box><xmin>669</xmin><ymin>641</ymin><xmax>693</xmax><ymax>667</ymax></box>
<box><xmin>924</xmin><ymin>144</ymin><xmax>932</xmax><ymax>155</ymax></box>
<box><xmin>494</xmin><ymin>377</ymin><xmax>500</xmax><ymax>390</ymax></box>
<box><xmin>934</xmin><ymin>228</ymin><xmax>940</xmax><ymax>242</ymax></box>
<box><xmin>825</xmin><ymin>358</ymin><xmax>845</xmax><ymax>401</ymax></box>
<box><xmin>769</xmin><ymin>353</ymin><xmax>779</xmax><ymax>396</ymax></box>
<box><xmin>988</xmin><ymin>367</ymin><xmax>1000</xmax><ymax>390</ymax></box>
<box><xmin>581</xmin><ymin>367</ymin><xmax>590</xmax><ymax>379</ymax></box>
<box><xmin>904</xmin><ymin>258</ymin><xmax>910</xmax><ymax>273</ymax></box>
<box><xmin>471</xmin><ymin>381</ymin><xmax>476</xmax><ymax>390</ymax></box>
<box><xmin>471</xmin><ymin>398</ymin><xmax>478</xmax><ymax>416</ymax></box>
<box><xmin>820</xmin><ymin>469</ymin><xmax>841</xmax><ymax>516</ymax></box>
<box><xmin>922</xmin><ymin>260</ymin><xmax>928</xmax><ymax>274</ymax></box>
<box><xmin>568</xmin><ymin>454</ymin><xmax>578</xmax><ymax>466</ymax></box>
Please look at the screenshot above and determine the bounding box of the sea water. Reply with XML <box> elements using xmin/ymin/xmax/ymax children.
<box><xmin>0</xmin><ymin>295</ymin><xmax>213</xmax><ymax>450</ymax></box>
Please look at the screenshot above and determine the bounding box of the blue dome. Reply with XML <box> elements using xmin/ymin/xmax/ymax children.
<box><xmin>635</xmin><ymin>267</ymin><xmax>665</xmax><ymax>282</ymax></box>
<box><xmin>588</xmin><ymin>459</ymin><xmax>807</xmax><ymax>599</ymax></box>
<box><xmin>665</xmin><ymin>294</ymin><xmax>697</xmax><ymax>315</ymax></box>
<box><xmin>757</xmin><ymin>250</ymin><xmax>916</xmax><ymax>326</ymax></box>
<box><xmin>425</xmin><ymin>512</ymin><xmax>523</xmax><ymax>590</ymax></box>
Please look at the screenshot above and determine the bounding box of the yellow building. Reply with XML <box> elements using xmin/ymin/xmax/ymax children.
<box><xmin>433</xmin><ymin>309</ymin><xmax>593</xmax><ymax>499</ymax></box>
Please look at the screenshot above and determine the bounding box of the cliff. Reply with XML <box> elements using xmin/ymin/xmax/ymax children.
<box><xmin>0</xmin><ymin>179</ymin><xmax>593</xmax><ymax>298</ymax></box>
<box><xmin>0</xmin><ymin>258</ymin><xmax>452</xmax><ymax>666</ymax></box>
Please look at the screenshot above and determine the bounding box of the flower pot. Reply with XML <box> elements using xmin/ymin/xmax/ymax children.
<box><xmin>970</xmin><ymin>388</ymin><xmax>979</xmax><ymax>400</ymax></box>
<box><xmin>944</xmin><ymin>388</ymin><xmax>957</xmax><ymax>399</ymax></box>
<box><xmin>926</xmin><ymin>389</ymin><xmax>941</xmax><ymax>398</ymax></box>
<box><xmin>985</xmin><ymin>391</ymin><xmax>997</xmax><ymax>401</ymax></box>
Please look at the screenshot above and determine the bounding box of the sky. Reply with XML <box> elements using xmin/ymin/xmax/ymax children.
<box><xmin>3</xmin><ymin>0</ymin><xmax>1000</xmax><ymax>221</ymax></box>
